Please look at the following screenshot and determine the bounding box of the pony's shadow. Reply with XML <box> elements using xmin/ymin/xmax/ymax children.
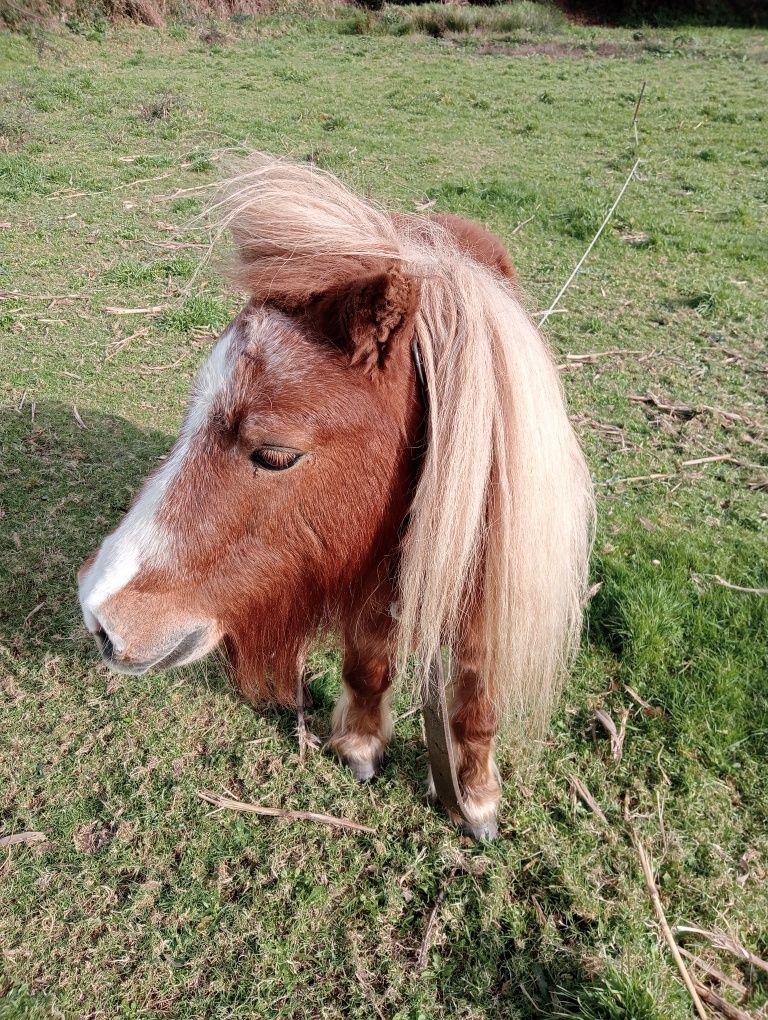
<box><xmin>0</xmin><ymin>400</ymin><xmax>172</xmax><ymax>653</ymax></box>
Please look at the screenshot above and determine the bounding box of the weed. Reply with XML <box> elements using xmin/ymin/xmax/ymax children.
<box><xmin>428</xmin><ymin>179</ymin><xmax>541</xmax><ymax>219</ymax></box>
<box><xmin>555</xmin><ymin>964</ymin><xmax>672</xmax><ymax>1020</ymax></box>
<box><xmin>105</xmin><ymin>254</ymin><xmax>198</xmax><ymax>285</ymax></box>
<box><xmin>0</xmin><ymin>152</ymin><xmax>71</xmax><ymax>199</ymax></box>
<box><xmin>408</xmin><ymin>1</ymin><xmax>564</xmax><ymax>37</ymax></box>
<box><xmin>683</xmin><ymin>281</ymin><xmax>744</xmax><ymax>319</ymax></box>
<box><xmin>64</xmin><ymin>14</ymin><xmax>107</xmax><ymax>41</ymax></box>
<box><xmin>320</xmin><ymin>112</ymin><xmax>348</xmax><ymax>131</ymax></box>
<box><xmin>559</xmin><ymin>202</ymin><xmax>605</xmax><ymax>242</ymax></box>
<box><xmin>199</xmin><ymin>22</ymin><xmax>228</xmax><ymax>46</ymax></box>
<box><xmin>139</xmin><ymin>91</ymin><xmax>186</xmax><ymax>121</ymax></box>
<box><xmin>159</xmin><ymin>294</ymin><xmax>231</xmax><ymax>331</ymax></box>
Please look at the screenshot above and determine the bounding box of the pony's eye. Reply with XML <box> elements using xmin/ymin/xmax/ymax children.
<box><xmin>250</xmin><ymin>447</ymin><xmax>302</xmax><ymax>472</ymax></box>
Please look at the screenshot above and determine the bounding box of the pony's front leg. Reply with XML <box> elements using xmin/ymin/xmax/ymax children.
<box><xmin>328</xmin><ymin>633</ymin><xmax>393</xmax><ymax>782</ymax></box>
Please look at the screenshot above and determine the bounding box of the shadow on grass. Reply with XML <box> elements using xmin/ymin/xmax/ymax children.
<box><xmin>560</xmin><ymin>0</ymin><xmax>766</xmax><ymax>28</ymax></box>
<box><xmin>0</xmin><ymin>400</ymin><xmax>171</xmax><ymax>651</ymax></box>
<box><xmin>0</xmin><ymin>398</ymin><xmax>421</xmax><ymax>742</ymax></box>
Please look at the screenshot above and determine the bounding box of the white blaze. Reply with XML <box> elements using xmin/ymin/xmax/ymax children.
<box><xmin>78</xmin><ymin>323</ymin><xmax>239</xmax><ymax>637</ymax></box>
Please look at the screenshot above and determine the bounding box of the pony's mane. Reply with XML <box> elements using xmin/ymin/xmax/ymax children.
<box><xmin>211</xmin><ymin>154</ymin><xmax>595</xmax><ymax>733</ymax></box>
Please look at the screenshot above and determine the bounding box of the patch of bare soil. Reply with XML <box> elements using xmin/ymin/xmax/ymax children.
<box><xmin>73</xmin><ymin>821</ymin><xmax>115</xmax><ymax>854</ymax></box>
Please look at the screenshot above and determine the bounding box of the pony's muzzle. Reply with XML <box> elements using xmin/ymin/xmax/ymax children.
<box><xmin>93</xmin><ymin>622</ymin><xmax>211</xmax><ymax>676</ymax></box>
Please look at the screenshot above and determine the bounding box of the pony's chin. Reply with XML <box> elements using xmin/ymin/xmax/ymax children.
<box><xmin>98</xmin><ymin>625</ymin><xmax>220</xmax><ymax>676</ymax></box>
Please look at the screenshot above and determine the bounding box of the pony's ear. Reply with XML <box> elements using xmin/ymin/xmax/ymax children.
<box><xmin>301</xmin><ymin>266</ymin><xmax>420</xmax><ymax>373</ymax></box>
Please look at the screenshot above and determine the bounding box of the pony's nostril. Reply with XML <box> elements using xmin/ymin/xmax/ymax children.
<box><xmin>95</xmin><ymin>627</ymin><xmax>115</xmax><ymax>661</ymax></box>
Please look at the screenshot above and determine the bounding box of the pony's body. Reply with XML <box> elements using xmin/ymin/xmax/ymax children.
<box><xmin>79</xmin><ymin>156</ymin><xmax>593</xmax><ymax>838</ymax></box>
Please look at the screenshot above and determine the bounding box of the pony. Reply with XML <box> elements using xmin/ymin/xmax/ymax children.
<box><xmin>78</xmin><ymin>155</ymin><xmax>594</xmax><ymax>839</ymax></box>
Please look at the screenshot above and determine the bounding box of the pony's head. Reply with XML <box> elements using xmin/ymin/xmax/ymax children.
<box><xmin>78</xmin><ymin>167</ymin><xmax>421</xmax><ymax>699</ymax></box>
<box><xmin>79</xmin><ymin>154</ymin><xmax>593</xmax><ymax>728</ymax></box>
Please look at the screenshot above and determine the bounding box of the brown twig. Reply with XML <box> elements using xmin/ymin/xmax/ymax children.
<box><xmin>594</xmin><ymin>708</ymin><xmax>629</xmax><ymax>763</ymax></box>
<box><xmin>72</xmin><ymin>404</ymin><xmax>88</xmax><ymax>430</ymax></box>
<box><xmin>568</xmin><ymin>774</ymin><xmax>608</xmax><ymax>824</ymax></box>
<box><xmin>137</xmin><ymin>354</ymin><xmax>192</xmax><ymax>375</ymax></box>
<box><xmin>393</xmin><ymin>705</ymin><xmax>422</xmax><ymax>725</ymax></box>
<box><xmin>23</xmin><ymin>602</ymin><xmax>45</xmax><ymax>627</ymax></box>
<box><xmin>681</xmin><ymin>455</ymin><xmax>765</xmax><ymax>471</ymax></box>
<box><xmin>566</xmin><ymin>349</ymin><xmax>644</xmax><ymax>362</ymax></box>
<box><xmin>624</xmin><ymin>807</ymin><xmax>709</xmax><ymax>1020</ymax></box>
<box><xmin>630</xmin><ymin>392</ymin><xmax>767</xmax><ymax>434</ymax></box>
<box><xmin>111</xmin><ymin>170</ymin><xmax>178</xmax><ymax>191</ymax></box>
<box><xmin>519</xmin><ymin>982</ymin><xmax>542</xmax><ymax>1013</ymax></box>
<box><xmin>1</xmin><ymin>290</ymin><xmax>86</xmax><ymax>302</ymax></box>
<box><xmin>691</xmin><ymin>574</ymin><xmax>768</xmax><ymax>596</ymax></box>
<box><xmin>45</xmin><ymin>153</ymin><xmax>227</xmax><ymax>201</ymax></box>
<box><xmin>416</xmin><ymin>866</ymin><xmax>458</xmax><ymax>971</ymax></box>
<box><xmin>46</xmin><ymin>188</ymin><xmax>90</xmax><ymax>200</ymax></box>
<box><xmin>603</xmin><ymin>452</ymin><xmax>764</xmax><ymax>488</ymax></box>
<box><xmin>674</xmin><ymin>926</ymin><xmax>768</xmax><ymax>976</ymax></box>
<box><xmin>197</xmin><ymin>790</ymin><xmax>375</xmax><ymax>834</ymax></box>
<box><xmin>296</xmin><ymin>672</ymin><xmax>307</xmax><ymax>763</ymax></box>
<box><xmin>632</xmin><ymin>80</ymin><xmax>647</xmax><ymax>146</ymax></box>
<box><xmin>629</xmin><ymin>391</ymin><xmax>698</xmax><ymax>419</ymax></box>
<box><xmin>295</xmin><ymin>673</ymin><xmax>320</xmax><ymax>761</ymax></box>
<box><xmin>539</xmin><ymin>159</ymin><xmax>640</xmax><ymax>327</ymax></box>
<box><xmin>155</xmin><ymin>182</ymin><xmax>219</xmax><ymax>202</ymax></box>
<box><xmin>677</xmin><ymin>948</ymin><xmax>746</xmax><ymax>995</ymax></box>
<box><xmin>105</xmin><ymin>327</ymin><xmax>150</xmax><ymax>360</ymax></box>
<box><xmin>602</xmin><ymin>472</ymin><xmax>678</xmax><ymax>486</ymax></box>
<box><xmin>142</xmin><ymin>239</ymin><xmax>208</xmax><ymax>250</ymax></box>
<box><xmin>584</xmin><ymin>581</ymin><xmax>603</xmax><ymax>604</ymax></box>
<box><xmin>0</xmin><ymin>831</ymin><xmax>47</xmax><ymax>847</ymax></box>
<box><xmin>510</xmin><ymin>214</ymin><xmax>535</xmax><ymax>235</ymax></box>
<box><xmin>624</xmin><ymin>684</ymin><xmax>664</xmax><ymax>717</ymax></box>
<box><xmin>681</xmin><ymin>454</ymin><xmax>735</xmax><ymax>467</ymax></box>
<box><xmin>693</xmin><ymin>983</ymin><xmax>753</xmax><ymax>1020</ymax></box>
<box><xmin>104</xmin><ymin>305</ymin><xmax>167</xmax><ymax>316</ymax></box>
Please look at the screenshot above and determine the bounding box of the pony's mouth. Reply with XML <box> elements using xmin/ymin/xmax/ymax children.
<box><xmin>95</xmin><ymin>626</ymin><xmax>209</xmax><ymax>675</ymax></box>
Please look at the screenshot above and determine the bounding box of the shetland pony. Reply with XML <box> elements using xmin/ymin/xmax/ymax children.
<box><xmin>78</xmin><ymin>155</ymin><xmax>594</xmax><ymax>838</ymax></box>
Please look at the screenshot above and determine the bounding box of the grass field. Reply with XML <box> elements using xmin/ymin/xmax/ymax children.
<box><xmin>1</xmin><ymin>7</ymin><xmax>767</xmax><ymax>1018</ymax></box>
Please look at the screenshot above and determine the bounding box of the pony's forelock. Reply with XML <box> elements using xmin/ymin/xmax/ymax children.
<box><xmin>212</xmin><ymin>153</ymin><xmax>595</xmax><ymax>733</ymax></box>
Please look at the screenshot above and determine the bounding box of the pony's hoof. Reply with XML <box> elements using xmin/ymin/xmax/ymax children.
<box><xmin>460</xmin><ymin>817</ymin><xmax>498</xmax><ymax>841</ymax></box>
<box><xmin>328</xmin><ymin>732</ymin><xmax>384</xmax><ymax>782</ymax></box>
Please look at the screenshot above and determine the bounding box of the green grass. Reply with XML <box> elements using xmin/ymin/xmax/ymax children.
<box><xmin>1</xmin><ymin>9</ymin><xmax>767</xmax><ymax>1019</ymax></box>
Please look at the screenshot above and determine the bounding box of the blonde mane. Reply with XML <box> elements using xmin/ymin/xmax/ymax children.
<box><xmin>211</xmin><ymin>154</ymin><xmax>595</xmax><ymax>733</ymax></box>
